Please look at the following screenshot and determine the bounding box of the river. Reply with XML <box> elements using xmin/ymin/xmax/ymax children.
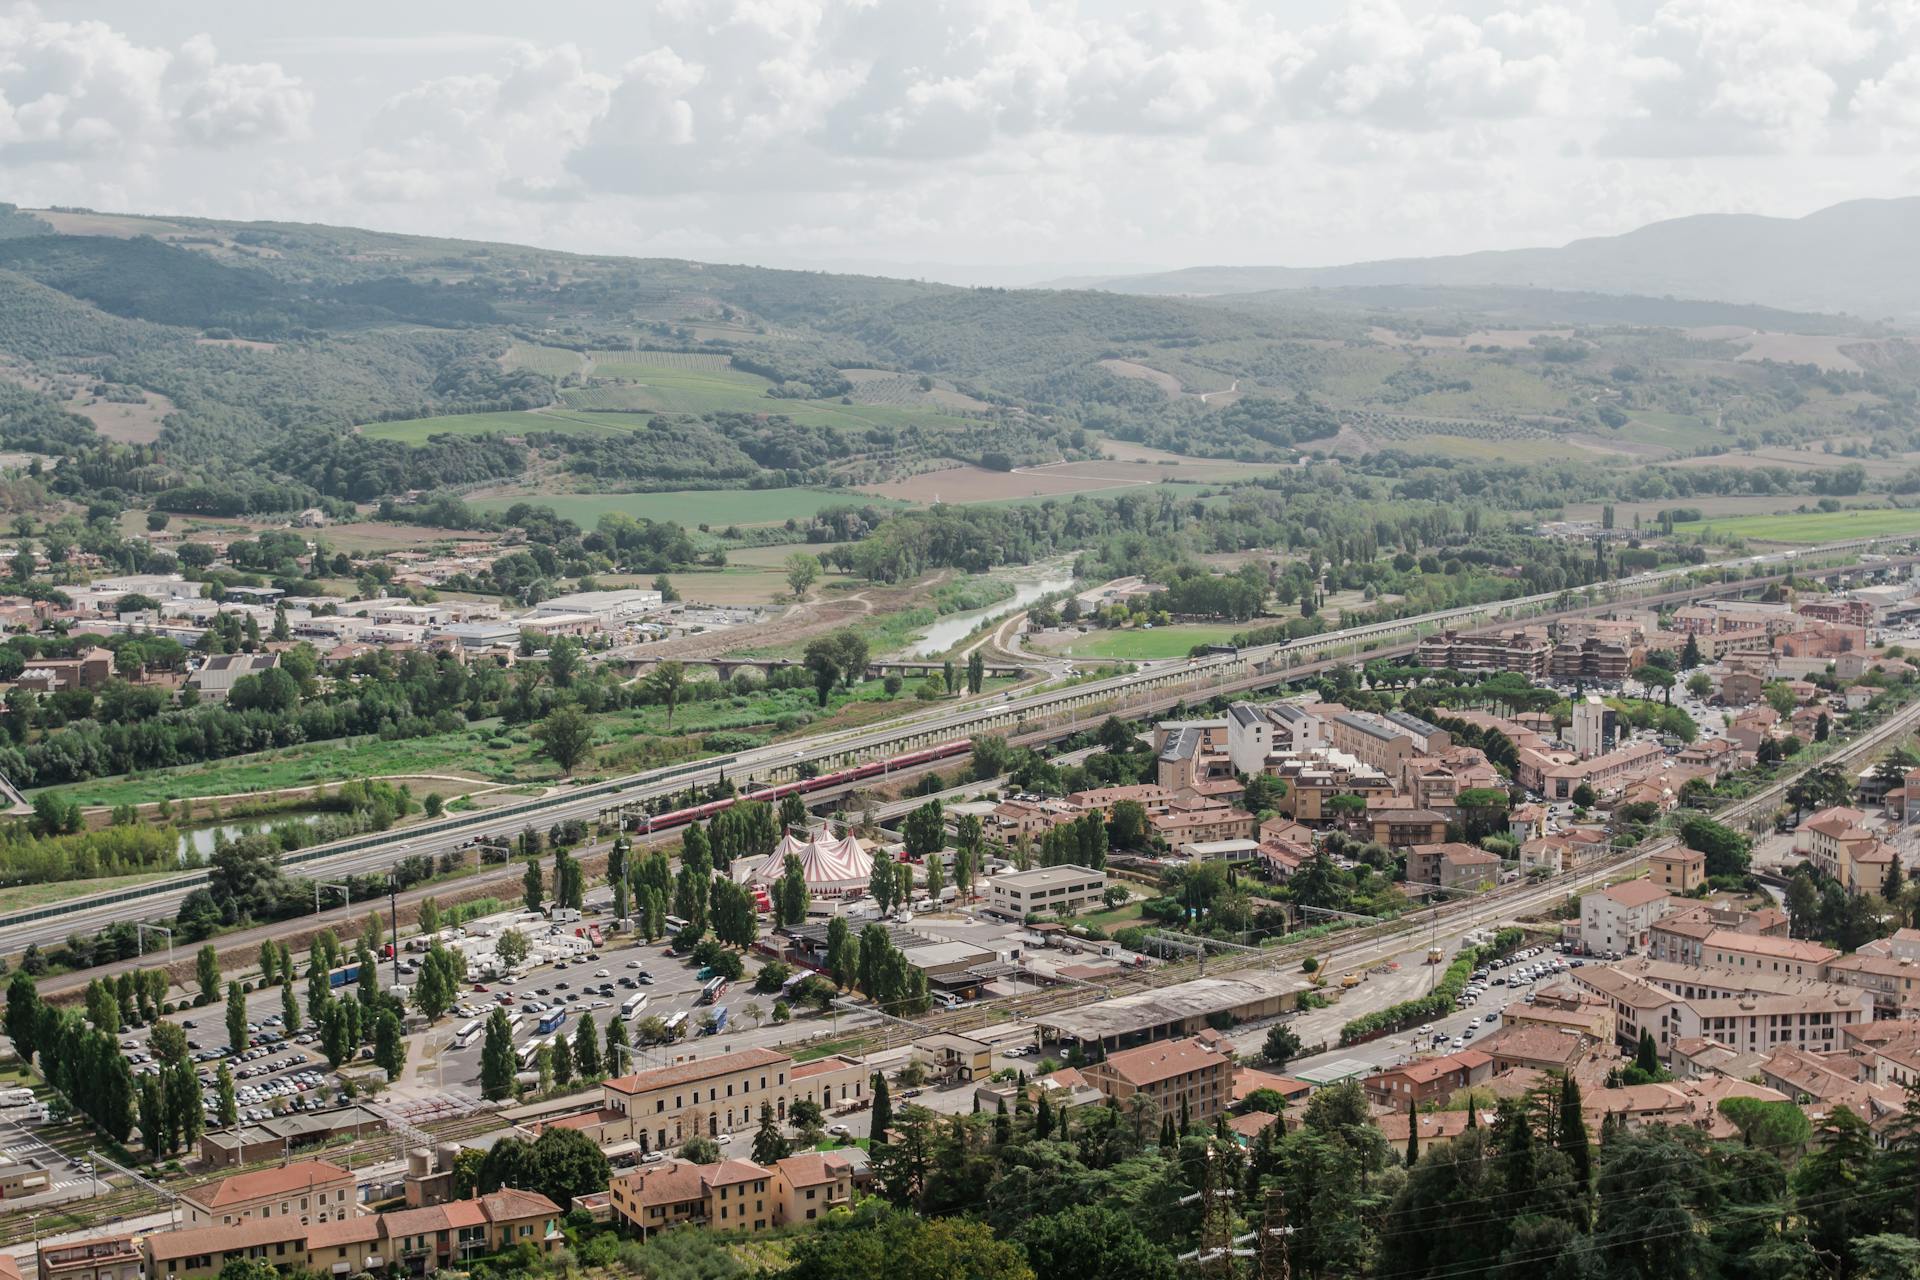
<box><xmin>176</xmin><ymin>812</ymin><xmax>324</xmax><ymax>864</ymax></box>
<box><xmin>900</xmin><ymin>564</ymin><xmax>1076</xmax><ymax>658</ymax></box>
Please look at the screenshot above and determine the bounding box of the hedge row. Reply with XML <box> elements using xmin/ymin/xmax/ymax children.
<box><xmin>1338</xmin><ymin>928</ymin><xmax>1525</xmax><ymax>1046</ymax></box>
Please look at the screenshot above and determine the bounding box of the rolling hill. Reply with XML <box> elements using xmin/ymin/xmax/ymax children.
<box><xmin>1053</xmin><ymin>198</ymin><xmax>1920</xmax><ymax>321</ymax></box>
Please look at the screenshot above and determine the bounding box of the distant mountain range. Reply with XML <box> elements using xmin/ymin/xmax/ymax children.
<box><xmin>1047</xmin><ymin>198</ymin><xmax>1920</xmax><ymax>321</ymax></box>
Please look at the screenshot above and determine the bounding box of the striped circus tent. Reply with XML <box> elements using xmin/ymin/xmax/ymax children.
<box><xmin>740</xmin><ymin>828</ymin><xmax>874</xmax><ymax>898</ymax></box>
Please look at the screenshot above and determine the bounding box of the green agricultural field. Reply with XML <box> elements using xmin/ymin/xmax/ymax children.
<box><xmin>1050</xmin><ymin>623</ymin><xmax>1246</xmax><ymax>660</ymax></box>
<box><xmin>503</xmin><ymin>344</ymin><xmax>587</xmax><ymax>377</ymax></box>
<box><xmin>358</xmin><ymin>409</ymin><xmax>630</xmax><ymax>443</ymax></box>
<box><xmin>1696</xmin><ymin>508</ymin><xmax>1920</xmax><ymax>545</ymax></box>
<box><xmin>473</xmin><ymin>487</ymin><xmax>906</xmax><ymax>528</ymax></box>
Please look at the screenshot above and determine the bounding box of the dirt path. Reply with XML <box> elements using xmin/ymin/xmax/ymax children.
<box><xmin>1198</xmin><ymin>379</ymin><xmax>1240</xmax><ymax>404</ymax></box>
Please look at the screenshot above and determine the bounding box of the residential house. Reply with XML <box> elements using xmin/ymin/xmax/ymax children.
<box><xmin>1082</xmin><ymin>1035</ymin><xmax>1233</xmax><ymax>1127</ymax></box>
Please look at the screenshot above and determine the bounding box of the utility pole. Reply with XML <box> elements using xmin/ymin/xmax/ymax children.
<box><xmin>388</xmin><ymin>874</ymin><xmax>401</xmax><ymax>988</ymax></box>
<box><xmin>1257</xmin><ymin>1186</ymin><xmax>1290</xmax><ymax>1280</ymax></box>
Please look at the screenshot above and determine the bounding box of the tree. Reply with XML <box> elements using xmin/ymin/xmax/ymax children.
<box><xmin>3</xmin><ymin>972</ymin><xmax>40</xmax><ymax>1064</ymax></box>
<box><xmin>533</xmin><ymin>704</ymin><xmax>594</xmax><ymax>774</ymax></box>
<box><xmin>753</xmin><ymin>1100</ymin><xmax>791</xmax><ymax>1164</ymax></box>
<box><xmin>783</xmin><ymin>1204</ymin><xmax>1034</xmax><ymax>1280</ymax></box>
<box><xmin>1816</xmin><ymin>712</ymin><xmax>1831</xmax><ymax>742</ymax></box>
<box><xmin>216</xmin><ymin>1063</ymin><xmax>238</xmax><ymax>1127</ymax></box>
<box><xmin>1571</xmin><ymin>781</ymin><xmax>1597</xmax><ymax>810</ymax></box>
<box><xmin>1635</xmin><ymin>1028</ymin><xmax>1661</xmax><ymax>1077</ymax></box>
<box><xmin>85</xmin><ymin>980</ymin><xmax>120</xmax><ymax>1033</ymax></box>
<box><xmin>604</xmin><ymin>1013</ymin><xmax>630</xmax><ymax>1076</ymax></box>
<box><xmin>967</xmin><ymin>649</ymin><xmax>985</xmax><ymax>695</ymax></box>
<box><xmin>573</xmin><ymin>1013</ymin><xmax>601</xmax><ymax>1079</ymax></box>
<box><xmin>418</xmin><ymin>896</ymin><xmax>442</xmax><ymax>936</ymax></box>
<box><xmin>257</xmin><ymin>940</ymin><xmax>279</xmax><ymax>985</ymax></box>
<box><xmin>1680</xmin><ymin>814</ymin><xmax>1751</xmax><ymax>879</ymax></box>
<box><xmin>777</xmin><ymin>853</ymin><xmax>811</xmax><ymax>928</ymax></box>
<box><xmin>281</xmin><ymin>979</ymin><xmax>300</xmax><ymax>1034</ymax></box>
<box><xmin>1636</xmin><ymin>664</ymin><xmax>1676</xmax><ymax>705</ymax></box>
<box><xmin>903</xmin><ymin>799</ymin><xmax>946</xmax><ymax>859</ymax></box>
<box><xmin>150</xmin><ymin>1020</ymin><xmax>188</xmax><ymax>1066</ymax></box>
<box><xmin>1686</xmin><ymin>671</ymin><xmax>1713</xmax><ymax>700</ymax></box>
<box><xmin>1680</xmin><ymin>633</ymin><xmax>1703</xmax><ymax>670</ymax></box>
<box><xmin>784</xmin><ymin>551</ymin><xmax>821</xmax><ymax>599</ymax></box>
<box><xmin>870</xmin><ymin>854</ymin><xmax>897</xmax><ymax>915</ymax></box>
<box><xmin>871</xmin><ymin>1072</ymin><xmax>893</xmax><ymax>1145</ymax></box>
<box><xmin>497</xmin><ymin>927</ymin><xmax>529</xmax><ymax>969</ymax></box>
<box><xmin>226</xmin><ymin>981</ymin><xmax>247</xmax><ymax>1053</ymax></box>
<box><xmin>374</xmin><ymin>1009</ymin><xmax>407</xmax><ymax>1078</ymax></box>
<box><xmin>679</xmin><ymin>1136</ymin><xmax>722</xmax><ymax>1165</ymax></box>
<box><xmin>362</xmin><ymin>909</ymin><xmax>385</xmax><ymax>955</ymax></box>
<box><xmin>480</xmin><ymin>1008</ymin><xmax>517</xmax><ymax>1100</ymax></box>
<box><xmin>522</xmin><ymin>858</ymin><xmax>545</xmax><ymax>913</ymax></box>
<box><xmin>530</xmin><ymin>1126</ymin><xmax>610</xmax><ymax>1209</ymax></box>
<box><xmin>1558</xmin><ymin>1072</ymin><xmax>1591</xmax><ymax>1189</ymax></box>
<box><xmin>644</xmin><ymin>661</ymin><xmax>687</xmax><ymax>731</ymax></box>
<box><xmin>827</xmin><ymin>915</ymin><xmax>857</xmax><ymax>989</ymax></box>
<box><xmin>413</xmin><ymin>944</ymin><xmax>464</xmax><ymax>1022</ymax></box>
<box><xmin>1263</xmin><ymin>1023</ymin><xmax>1303</xmax><ymax>1069</ymax></box>
<box><xmin>196</xmin><ymin>945</ymin><xmax>221</xmax><ymax>1002</ymax></box>
<box><xmin>1107</xmin><ymin>799</ymin><xmax>1149</xmax><ymax>849</ymax></box>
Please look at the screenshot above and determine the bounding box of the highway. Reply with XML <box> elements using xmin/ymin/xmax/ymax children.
<box><xmin>2</xmin><ymin>535</ymin><xmax>1913</xmax><ymax>958</ymax></box>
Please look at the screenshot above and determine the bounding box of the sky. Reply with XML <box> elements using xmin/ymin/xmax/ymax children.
<box><xmin>5</xmin><ymin>0</ymin><xmax>1920</xmax><ymax>283</ymax></box>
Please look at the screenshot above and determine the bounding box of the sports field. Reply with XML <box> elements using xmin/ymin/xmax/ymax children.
<box><xmin>472</xmin><ymin>488</ymin><xmax>905</xmax><ymax>529</ymax></box>
<box><xmin>1697</xmin><ymin>508</ymin><xmax>1920</xmax><ymax>545</ymax></box>
<box><xmin>1045</xmin><ymin>623</ymin><xmax>1245</xmax><ymax>660</ymax></box>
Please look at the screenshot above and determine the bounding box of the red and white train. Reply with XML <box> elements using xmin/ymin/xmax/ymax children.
<box><xmin>623</xmin><ymin>738</ymin><xmax>973</xmax><ymax>835</ymax></box>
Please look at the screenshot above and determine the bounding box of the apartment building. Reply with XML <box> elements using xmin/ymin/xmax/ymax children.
<box><xmin>144</xmin><ymin>1189</ymin><xmax>561</xmax><ymax>1280</ymax></box>
<box><xmin>181</xmin><ymin>1159</ymin><xmax>357</xmax><ymax>1227</ymax></box>
<box><xmin>608</xmin><ymin>1153</ymin><xmax>855</xmax><ymax>1238</ymax></box>
<box><xmin>1326</xmin><ymin>711</ymin><xmax>1450</xmax><ymax>783</ymax></box>
<box><xmin>1149</xmin><ymin>807</ymin><xmax>1256</xmax><ymax>853</ymax></box>
<box><xmin>1698</xmin><ymin>930</ymin><xmax>1837</xmax><ymax>978</ymax></box>
<box><xmin>986</xmin><ymin>864</ymin><xmax>1107</xmax><ymax>920</ymax></box>
<box><xmin>601</xmin><ymin>1048</ymin><xmax>793</xmax><ymax>1152</ymax></box>
<box><xmin>1082</xmin><ymin>1035</ymin><xmax>1233</xmax><ymax>1127</ymax></box>
<box><xmin>1412</xmin><ymin>629</ymin><xmax>1552</xmax><ymax>677</ymax></box>
<box><xmin>1361</xmin><ymin>1049</ymin><xmax>1491</xmax><ymax>1108</ymax></box>
<box><xmin>1406</xmin><ymin>842</ymin><xmax>1502</xmax><ymax>894</ymax></box>
<box><xmin>1548</xmin><ymin>637</ymin><xmax>1632</xmax><ymax>683</ymax></box>
<box><xmin>1648</xmin><ymin>847</ymin><xmax>1707</xmax><ymax>893</ymax></box>
<box><xmin>1540</xmin><ymin>739</ymin><xmax>1665</xmax><ymax>801</ymax></box>
<box><xmin>1580</xmin><ymin>880</ymin><xmax>1671</xmax><ymax>955</ymax></box>
<box><xmin>1365</xmin><ymin>803</ymin><xmax>1449</xmax><ymax>849</ymax></box>
<box><xmin>1574</xmin><ymin>958</ymin><xmax>1873</xmax><ymax>1057</ymax></box>
<box><xmin>36</xmin><ymin>1237</ymin><xmax>141</xmax><ymax>1280</ymax></box>
<box><xmin>1795</xmin><ymin>806</ymin><xmax>1899</xmax><ymax>896</ymax></box>
<box><xmin>1822</xmin><ymin>953</ymin><xmax>1920</xmax><ymax>1018</ymax></box>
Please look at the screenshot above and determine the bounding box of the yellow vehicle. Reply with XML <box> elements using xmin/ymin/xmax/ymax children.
<box><xmin>1340</xmin><ymin>972</ymin><xmax>1364</xmax><ymax>989</ymax></box>
<box><xmin>1426</xmin><ymin>947</ymin><xmax>1446</xmax><ymax>965</ymax></box>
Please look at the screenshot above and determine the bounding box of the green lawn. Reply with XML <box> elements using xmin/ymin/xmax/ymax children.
<box><xmin>1696</xmin><ymin>508</ymin><xmax>1920</xmax><ymax>544</ymax></box>
<box><xmin>503</xmin><ymin>344</ymin><xmax>587</xmax><ymax>377</ymax></box>
<box><xmin>1050</xmin><ymin>623</ymin><xmax>1246</xmax><ymax>660</ymax></box>
<box><xmin>472</xmin><ymin>488</ymin><xmax>906</xmax><ymax>528</ymax></box>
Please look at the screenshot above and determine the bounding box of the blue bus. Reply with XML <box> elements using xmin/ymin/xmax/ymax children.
<box><xmin>327</xmin><ymin>962</ymin><xmax>361</xmax><ymax>988</ymax></box>
<box><xmin>537</xmin><ymin>1008</ymin><xmax>568</xmax><ymax>1035</ymax></box>
<box><xmin>707</xmin><ymin>1006</ymin><xmax>729</xmax><ymax>1035</ymax></box>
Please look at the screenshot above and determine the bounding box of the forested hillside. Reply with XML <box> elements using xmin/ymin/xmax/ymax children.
<box><xmin>0</xmin><ymin>205</ymin><xmax>1914</xmax><ymax>523</ymax></box>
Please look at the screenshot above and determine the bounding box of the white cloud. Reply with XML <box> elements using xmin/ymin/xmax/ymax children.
<box><xmin>12</xmin><ymin>0</ymin><xmax>1920</xmax><ymax>272</ymax></box>
<box><xmin>0</xmin><ymin>6</ymin><xmax>309</xmax><ymax>162</ymax></box>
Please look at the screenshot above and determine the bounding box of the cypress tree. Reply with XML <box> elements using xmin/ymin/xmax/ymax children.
<box><xmin>994</xmin><ymin>1098</ymin><xmax>1011</xmax><ymax>1146</ymax></box>
<box><xmin>1160</xmin><ymin>1113</ymin><xmax>1176</xmax><ymax>1150</ymax></box>
<box><xmin>870</xmin><ymin>1073</ymin><xmax>892</xmax><ymax>1146</ymax></box>
<box><xmin>1558</xmin><ymin>1073</ymin><xmax>1592</xmax><ymax>1189</ymax></box>
<box><xmin>480</xmin><ymin>1008</ymin><xmax>517</xmax><ymax>1100</ymax></box>
<box><xmin>1406</xmin><ymin>1099</ymin><xmax>1419</xmax><ymax>1168</ymax></box>
<box><xmin>1035</xmin><ymin>1093</ymin><xmax>1053</xmax><ymax>1140</ymax></box>
<box><xmin>1466</xmin><ymin>1093</ymin><xmax>1479</xmax><ymax>1130</ymax></box>
<box><xmin>1179</xmin><ymin>1095</ymin><xmax>1191</xmax><ymax>1135</ymax></box>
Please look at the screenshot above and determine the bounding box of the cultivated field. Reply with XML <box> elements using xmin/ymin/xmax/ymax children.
<box><xmin>472</xmin><ymin>488</ymin><xmax>904</xmax><ymax>529</ymax></box>
<box><xmin>1694</xmin><ymin>508</ymin><xmax>1920</xmax><ymax>545</ymax></box>
<box><xmin>68</xmin><ymin>388</ymin><xmax>174</xmax><ymax>444</ymax></box>
<box><xmin>856</xmin><ymin>464</ymin><xmax>1153</xmax><ymax>504</ymax></box>
<box><xmin>358</xmin><ymin>409</ymin><xmax>629</xmax><ymax>443</ymax></box>
<box><xmin>503</xmin><ymin>344</ymin><xmax>586</xmax><ymax>377</ymax></box>
<box><xmin>1732</xmin><ymin>333</ymin><xmax>1868</xmax><ymax>373</ymax></box>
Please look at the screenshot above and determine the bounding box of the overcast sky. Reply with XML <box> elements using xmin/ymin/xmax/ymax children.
<box><xmin>7</xmin><ymin>0</ymin><xmax>1920</xmax><ymax>282</ymax></box>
